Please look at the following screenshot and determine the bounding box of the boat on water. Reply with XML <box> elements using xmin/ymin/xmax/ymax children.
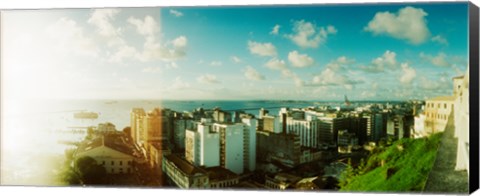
<box><xmin>73</xmin><ymin>111</ymin><xmax>99</xmax><ymax>119</ymax></box>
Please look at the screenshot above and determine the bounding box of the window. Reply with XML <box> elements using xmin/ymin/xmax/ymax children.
<box><xmin>111</xmin><ymin>161</ymin><xmax>114</xmax><ymax>165</ymax></box>
<box><xmin>444</xmin><ymin>103</ymin><xmax>447</xmax><ymax>109</ymax></box>
<box><xmin>120</xmin><ymin>161</ymin><xmax>123</xmax><ymax>166</ymax></box>
<box><xmin>102</xmin><ymin>161</ymin><xmax>105</xmax><ymax>165</ymax></box>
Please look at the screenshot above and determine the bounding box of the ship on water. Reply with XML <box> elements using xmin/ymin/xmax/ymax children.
<box><xmin>73</xmin><ymin>111</ymin><xmax>99</xmax><ymax>119</ymax></box>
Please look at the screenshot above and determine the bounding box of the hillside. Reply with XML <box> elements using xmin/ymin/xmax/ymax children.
<box><xmin>339</xmin><ymin>133</ymin><xmax>443</xmax><ymax>192</ymax></box>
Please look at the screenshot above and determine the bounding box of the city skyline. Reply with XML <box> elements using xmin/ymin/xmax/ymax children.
<box><xmin>2</xmin><ymin>3</ymin><xmax>468</xmax><ymax>101</ymax></box>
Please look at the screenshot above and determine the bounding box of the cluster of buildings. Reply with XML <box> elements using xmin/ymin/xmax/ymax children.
<box><xmin>68</xmin><ymin>67</ymin><xmax>471</xmax><ymax>188</ymax></box>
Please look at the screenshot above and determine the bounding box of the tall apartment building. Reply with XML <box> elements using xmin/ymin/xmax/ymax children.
<box><xmin>173</xmin><ymin>117</ymin><xmax>194</xmax><ymax>152</ymax></box>
<box><xmin>185</xmin><ymin>118</ymin><xmax>256</xmax><ymax>174</ymax></box>
<box><xmin>361</xmin><ymin>112</ymin><xmax>387</xmax><ymax>143</ymax></box>
<box><xmin>318</xmin><ymin>117</ymin><xmax>349</xmax><ymax>146</ymax></box>
<box><xmin>285</xmin><ymin>115</ymin><xmax>320</xmax><ymax>149</ymax></box>
<box><xmin>130</xmin><ymin>107</ymin><xmax>174</xmax><ymax>148</ymax></box>
<box><xmin>130</xmin><ymin>108</ymin><xmax>146</xmax><ymax>145</ymax></box>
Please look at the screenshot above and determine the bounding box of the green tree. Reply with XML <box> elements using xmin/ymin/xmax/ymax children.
<box><xmin>75</xmin><ymin>156</ymin><xmax>107</xmax><ymax>185</ymax></box>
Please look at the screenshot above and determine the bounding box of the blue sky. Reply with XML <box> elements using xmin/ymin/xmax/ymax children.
<box><xmin>2</xmin><ymin>2</ymin><xmax>469</xmax><ymax>101</ymax></box>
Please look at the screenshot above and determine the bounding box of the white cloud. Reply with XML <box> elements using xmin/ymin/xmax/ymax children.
<box><xmin>231</xmin><ymin>56</ymin><xmax>242</xmax><ymax>63</ymax></box>
<box><xmin>108</xmin><ymin>45</ymin><xmax>137</xmax><ymax>63</ymax></box>
<box><xmin>128</xmin><ymin>15</ymin><xmax>188</xmax><ymax>62</ymax></box>
<box><xmin>172</xmin><ymin>36</ymin><xmax>188</xmax><ymax>49</ymax></box>
<box><xmin>360</xmin><ymin>50</ymin><xmax>398</xmax><ymax>73</ymax></box>
<box><xmin>142</xmin><ymin>66</ymin><xmax>162</xmax><ymax>73</ymax></box>
<box><xmin>420</xmin><ymin>52</ymin><xmax>451</xmax><ymax>67</ymax></box>
<box><xmin>127</xmin><ymin>15</ymin><xmax>160</xmax><ymax>37</ymax></box>
<box><xmin>431</xmin><ymin>35</ymin><xmax>448</xmax><ymax>46</ymax></box>
<box><xmin>265</xmin><ymin>58</ymin><xmax>287</xmax><ymax>70</ymax></box>
<box><xmin>244</xmin><ymin>66</ymin><xmax>265</xmax><ymax>81</ymax></box>
<box><xmin>171</xmin><ymin>77</ymin><xmax>190</xmax><ymax>89</ymax></box>
<box><xmin>287</xmin><ymin>20</ymin><xmax>337</xmax><ymax>48</ymax></box>
<box><xmin>399</xmin><ymin>63</ymin><xmax>416</xmax><ymax>84</ymax></box>
<box><xmin>288</xmin><ymin>50</ymin><xmax>314</xmax><ymax>68</ymax></box>
<box><xmin>364</xmin><ymin>6</ymin><xmax>430</xmax><ymax>44</ymax></box>
<box><xmin>169</xmin><ymin>9</ymin><xmax>184</xmax><ymax>17</ymax></box>
<box><xmin>248</xmin><ymin>41</ymin><xmax>277</xmax><ymax>57</ymax></box>
<box><xmin>45</xmin><ymin>17</ymin><xmax>99</xmax><ymax>57</ymax></box>
<box><xmin>325</xmin><ymin>56</ymin><xmax>355</xmax><ymax>71</ymax></box>
<box><xmin>270</xmin><ymin>24</ymin><xmax>280</xmax><ymax>35</ymax></box>
<box><xmin>88</xmin><ymin>9</ymin><xmax>122</xmax><ymax>38</ymax></box>
<box><xmin>419</xmin><ymin>76</ymin><xmax>450</xmax><ymax>91</ymax></box>
<box><xmin>210</xmin><ymin>61</ymin><xmax>222</xmax><ymax>66</ymax></box>
<box><xmin>309</xmin><ymin>68</ymin><xmax>362</xmax><ymax>88</ymax></box>
<box><xmin>197</xmin><ymin>74</ymin><xmax>220</xmax><ymax>84</ymax></box>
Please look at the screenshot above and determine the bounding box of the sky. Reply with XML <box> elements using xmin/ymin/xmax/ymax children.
<box><xmin>1</xmin><ymin>2</ymin><xmax>470</xmax><ymax>101</ymax></box>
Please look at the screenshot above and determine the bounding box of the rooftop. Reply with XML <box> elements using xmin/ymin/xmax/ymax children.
<box><xmin>76</xmin><ymin>133</ymin><xmax>140</xmax><ymax>158</ymax></box>
<box><xmin>204</xmin><ymin>166</ymin><xmax>239</xmax><ymax>182</ymax></box>
<box><xmin>164</xmin><ymin>154</ymin><xmax>207</xmax><ymax>176</ymax></box>
<box><xmin>427</xmin><ymin>96</ymin><xmax>456</xmax><ymax>101</ymax></box>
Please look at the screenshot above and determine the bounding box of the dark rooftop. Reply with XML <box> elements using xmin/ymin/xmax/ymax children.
<box><xmin>164</xmin><ymin>154</ymin><xmax>207</xmax><ymax>176</ymax></box>
<box><xmin>204</xmin><ymin>166</ymin><xmax>239</xmax><ymax>182</ymax></box>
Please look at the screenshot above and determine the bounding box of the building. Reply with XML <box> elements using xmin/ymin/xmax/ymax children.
<box><xmin>256</xmin><ymin>130</ymin><xmax>301</xmax><ymax>167</ymax></box>
<box><xmin>337</xmin><ymin>130</ymin><xmax>359</xmax><ymax>153</ymax></box>
<box><xmin>186</xmin><ymin>118</ymin><xmax>255</xmax><ymax>174</ymax></box>
<box><xmin>130</xmin><ymin>108</ymin><xmax>146</xmax><ymax>145</ymax></box>
<box><xmin>413</xmin><ymin>113</ymin><xmax>426</xmax><ymax>138</ymax></box>
<box><xmin>262</xmin><ymin>115</ymin><xmax>281</xmax><ymax>133</ymax></box>
<box><xmin>285</xmin><ymin>115</ymin><xmax>320</xmax><ymax>149</ymax></box>
<box><xmin>163</xmin><ymin>154</ymin><xmax>210</xmax><ymax>189</ymax></box>
<box><xmin>98</xmin><ymin>122</ymin><xmax>116</xmax><ymax>132</ymax></box>
<box><xmin>264</xmin><ymin>173</ymin><xmax>302</xmax><ymax>189</ymax></box>
<box><xmin>173</xmin><ymin>117</ymin><xmax>194</xmax><ymax>152</ymax></box>
<box><xmin>318</xmin><ymin>117</ymin><xmax>350</xmax><ymax>147</ymax></box>
<box><xmin>73</xmin><ymin>134</ymin><xmax>141</xmax><ymax>174</ymax></box>
<box><xmin>143</xmin><ymin>108</ymin><xmax>163</xmax><ymax>143</ymax></box>
<box><xmin>453</xmin><ymin>73</ymin><xmax>469</xmax><ymax>173</ymax></box>
<box><xmin>147</xmin><ymin>141</ymin><xmax>171</xmax><ymax>175</ymax></box>
<box><xmin>185</xmin><ymin>118</ymin><xmax>220</xmax><ymax>168</ymax></box>
<box><xmin>424</xmin><ymin>96</ymin><xmax>455</xmax><ymax>134</ymax></box>
<box><xmin>212</xmin><ymin>108</ymin><xmax>232</xmax><ymax>123</ymax></box>
<box><xmin>206</xmin><ymin>166</ymin><xmax>241</xmax><ymax>188</ymax></box>
<box><xmin>242</xmin><ymin>117</ymin><xmax>257</xmax><ymax>172</ymax></box>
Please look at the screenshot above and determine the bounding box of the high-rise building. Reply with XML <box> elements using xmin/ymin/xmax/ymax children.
<box><xmin>173</xmin><ymin>117</ymin><xmax>194</xmax><ymax>152</ymax></box>
<box><xmin>318</xmin><ymin>117</ymin><xmax>349</xmax><ymax>146</ymax></box>
<box><xmin>130</xmin><ymin>108</ymin><xmax>146</xmax><ymax>145</ymax></box>
<box><xmin>185</xmin><ymin>118</ymin><xmax>220</xmax><ymax>167</ymax></box>
<box><xmin>185</xmin><ymin>118</ymin><xmax>256</xmax><ymax>174</ymax></box>
<box><xmin>285</xmin><ymin>115</ymin><xmax>320</xmax><ymax>148</ymax></box>
<box><xmin>242</xmin><ymin>117</ymin><xmax>257</xmax><ymax>172</ymax></box>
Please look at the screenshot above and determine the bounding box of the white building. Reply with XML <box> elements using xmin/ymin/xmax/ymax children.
<box><xmin>413</xmin><ymin>113</ymin><xmax>426</xmax><ymax>138</ymax></box>
<box><xmin>185</xmin><ymin>118</ymin><xmax>220</xmax><ymax>167</ymax></box>
<box><xmin>424</xmin><ymin>96</ymin><xmax>455</xmax><ymax>134</ymax></box>
<box><xmin>185</xmin><ymin>118</ymin><xmax>256</xmax><ymax>174</ymax></box>
<box><xmin>453</xmin><ymin>73</ymin><xmax>469</xmax><ymax>173</ymax></box>
<box><xmin>74</xmin><ymin>136</ymin><xmax>137</xmax><ymax>174</ymax></box>
<box><xmin>285</xmin><ymin>116</ymin><xmax>320</xmax><ymax>148</ymax></box>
